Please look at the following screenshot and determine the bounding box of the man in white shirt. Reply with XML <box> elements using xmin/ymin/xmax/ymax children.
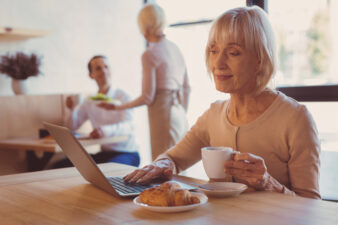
<box><xmin>52</xmin><ymin>55</ymin><xmax>139</xmax><ymax>168</ymax></box>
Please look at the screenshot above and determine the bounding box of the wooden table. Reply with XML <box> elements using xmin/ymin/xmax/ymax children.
<box><xmin>0</xmin><ymin>136</ymin><xmax>128</xmax><ymax>171</ymax></box>
<box><xmin>0</xmin><ymin>163</ymin><xmax>337</xmax><ymax>225</ymax></box>
<box><xmin>0</xmin><ymin>136</ymin><xmax>129</xmax><ymax>153</ymax></box>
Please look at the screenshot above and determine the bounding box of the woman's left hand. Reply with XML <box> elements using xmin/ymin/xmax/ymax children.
<box><xmin>224</xmin><ymin>152</ymin><xmax>280</xmax><ymax>191</ymax></box>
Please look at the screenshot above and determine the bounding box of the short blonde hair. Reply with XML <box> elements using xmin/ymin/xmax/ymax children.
<box><xmin>205</xmin><ymin>6</ymin><xmax>276</xmax><ymax>94</ymax></box>
<box><xmin>137</xmin><ymin>4</ymin><xmax>166</xmax><ymax>36</ymax></box>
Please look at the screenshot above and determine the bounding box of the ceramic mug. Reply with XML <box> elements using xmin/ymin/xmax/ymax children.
<box><xmin>201</xmin><ymin>146</ymin><xmax>233</xmax><ymax>180</ymax></box>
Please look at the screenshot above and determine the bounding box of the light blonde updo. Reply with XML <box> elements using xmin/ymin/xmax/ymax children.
<box><xmin>138</xmin><ymin>4</ymin><xmax>166</xmax><ymax>37</ymax></box>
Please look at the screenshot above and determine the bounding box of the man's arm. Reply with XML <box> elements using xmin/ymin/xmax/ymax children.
<box><xmin>67</xmin><ymin>101</ymin><xmax>89</xmax><ymax>131</ymax></box>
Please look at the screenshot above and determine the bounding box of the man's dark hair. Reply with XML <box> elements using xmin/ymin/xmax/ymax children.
<box><xmin>88</xmin><ymin>55</ymin><xmax>107</xmax><ymax>73</ymax></box>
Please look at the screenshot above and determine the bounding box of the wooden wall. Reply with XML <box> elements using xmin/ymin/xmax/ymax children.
<box><xmin>0</xmin><ymin>94</ymin><xmax>82</xmax><ymax>175</ymax></box>
<box><xmin>0</xmin><ymin>94</ymin><xmax>65</xmax><ymax>139</ymax></box>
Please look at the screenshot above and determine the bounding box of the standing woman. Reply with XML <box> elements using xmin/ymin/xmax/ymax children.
<box><xmin>99</xmin><ymin>4</ymin><xmax>191</xmax><ymax>160</ymax></box>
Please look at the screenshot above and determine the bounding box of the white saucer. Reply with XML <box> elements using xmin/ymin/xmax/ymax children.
<box><xmin>133</xmin><ymin>192</ymin><xmax>208</xmax><ymax>213</ymax></box>
<box><xmin>197</xmin><ymin>182</ymin><xmax>247</xmax><ymax>198</ymax></box>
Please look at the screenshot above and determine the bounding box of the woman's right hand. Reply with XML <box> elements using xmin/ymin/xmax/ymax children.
<box><xmin>123</xmin><ymin>159</ymin><xmax>174</xmax><ymax>184</ymax></box>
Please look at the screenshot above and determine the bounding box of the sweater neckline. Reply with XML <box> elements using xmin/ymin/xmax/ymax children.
<box><xmin>223</xmin><ymin>91</ymin><xmax>283</xmax><ymax>130</ymax></box>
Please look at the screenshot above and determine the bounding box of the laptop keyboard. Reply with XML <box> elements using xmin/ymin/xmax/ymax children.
<box><xmin>107</xmin><ymin>177</ymin><xmax>151</xmax><ymax>195</ymax></box>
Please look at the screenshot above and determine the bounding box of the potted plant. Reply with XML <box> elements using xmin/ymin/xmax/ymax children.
<box><xmin>0</xmin><ymin>52</ymin><xmax>42</xmax><ymax>95</ymax></box>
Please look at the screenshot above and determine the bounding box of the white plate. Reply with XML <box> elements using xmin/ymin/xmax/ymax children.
<box><xmin>197</xmin><ymin>182</ymin><xmax>247</xmax><ymax>198</ymax></box>
<box><xmin>133</xmin><ymin>192</ymin><xmax>208</xmax><ymax>213</ymax></box>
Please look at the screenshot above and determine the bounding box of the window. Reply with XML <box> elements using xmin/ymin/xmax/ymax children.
<box><xmin>154</xmin><ymin>0</ymin><xmax>246</xmax><ymax>179</ymax></box>
<box><xmin>155</xmin><ymin>0</ymin><xmax>246</xmax><ymax>126</ymax></box>
<box><xmin>269</xmin><ymin>0</ymin><xmax>338</xmax><ymax>86</ymax></box>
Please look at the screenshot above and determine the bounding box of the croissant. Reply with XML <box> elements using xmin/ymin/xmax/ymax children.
<box><xmin>139</xmin><ymin>181</ymin><xmax>200</xmax><ymax>206</ymax></box>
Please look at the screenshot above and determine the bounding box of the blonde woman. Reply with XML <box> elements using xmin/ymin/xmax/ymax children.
<box><xmin>124</xmin><ymin>6</ymin><xmax>321</xmax><ymax>199</ymax></box>
<box><xmin>99</xmin><ymin>4</ymin><xmax>190</xmax><ymax>160</ymax></box>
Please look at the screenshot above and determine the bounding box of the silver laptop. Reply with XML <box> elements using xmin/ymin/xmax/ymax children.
<box><xmin>44</xmin><ymin>122</ymin><xmax>153</xmax><ymax>198</ymax></box>
<box><xmin>44</xmin><ymin>122</ymin><xmax>195</xmax><ymax>198</ymax></box>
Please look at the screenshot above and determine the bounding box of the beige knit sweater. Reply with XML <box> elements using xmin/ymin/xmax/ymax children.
<box><xmin>159</xmin><ymin>92</ymin><xmax>321</xmax><ymax>199</ymax></box>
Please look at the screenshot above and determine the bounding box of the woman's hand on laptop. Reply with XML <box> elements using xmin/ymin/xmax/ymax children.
<box><xmin>123</xmin><ymin>159</ymin><xmax>174</xmax><ymax>184</ymax></box>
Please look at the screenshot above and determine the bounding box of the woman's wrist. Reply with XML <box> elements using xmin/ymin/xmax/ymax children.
<box><xmin>154</xmin><ymin>158</ymin><xmax>174</xmax><ymax>170</ymax></box>
<box><xmin>262</xmin><ymin>174</ymin><xmax>284</xmax><ymax>193</ymax></box>
<box><xmin>152</xmin><ymin>158</ymin><xmax>175</xmax><ymax>179</ymax></box>
<box><xmin>155</xmin><ymin>153</ymin><xmax>178</xmax><ymax>174</ymax></box>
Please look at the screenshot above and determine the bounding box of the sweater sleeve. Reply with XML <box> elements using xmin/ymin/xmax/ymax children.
<box><xmin>287</xmin><ymin>105</ymin><xmax>321</xmax><ymax>199</ymax></box>
<box><xmin>67</xmin><ymin>102</ymin><xmax>89</xmax><ymax>131</ymax></box>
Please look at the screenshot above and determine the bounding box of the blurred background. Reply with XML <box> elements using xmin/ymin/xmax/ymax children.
<box><xmin>0</xmin><ymin>0</ymin><xmax>337</xmax><ymax>199</ymax></box>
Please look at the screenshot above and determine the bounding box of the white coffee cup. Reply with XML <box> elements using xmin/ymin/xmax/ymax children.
<box><xmin>201</xmin><ymin>146</ymin><xmax>233</xmax><ymax>179</ymax></box>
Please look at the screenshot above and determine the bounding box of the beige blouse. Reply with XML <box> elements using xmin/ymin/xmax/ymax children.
<box><xmin>159</xmin><ymin>92</ymin><xmax>321</xmax><ymax>199</ymax></box>
<box><xmin>121</xmin><ymin>37</ymin><xmax>190</xmax><ymax>111</ymax></box>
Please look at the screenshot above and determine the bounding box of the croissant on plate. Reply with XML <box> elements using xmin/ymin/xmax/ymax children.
<box><xmin>139</xmin><ymin>181</ymin><xmax>200</xmax><ymax>206</ymax></box>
